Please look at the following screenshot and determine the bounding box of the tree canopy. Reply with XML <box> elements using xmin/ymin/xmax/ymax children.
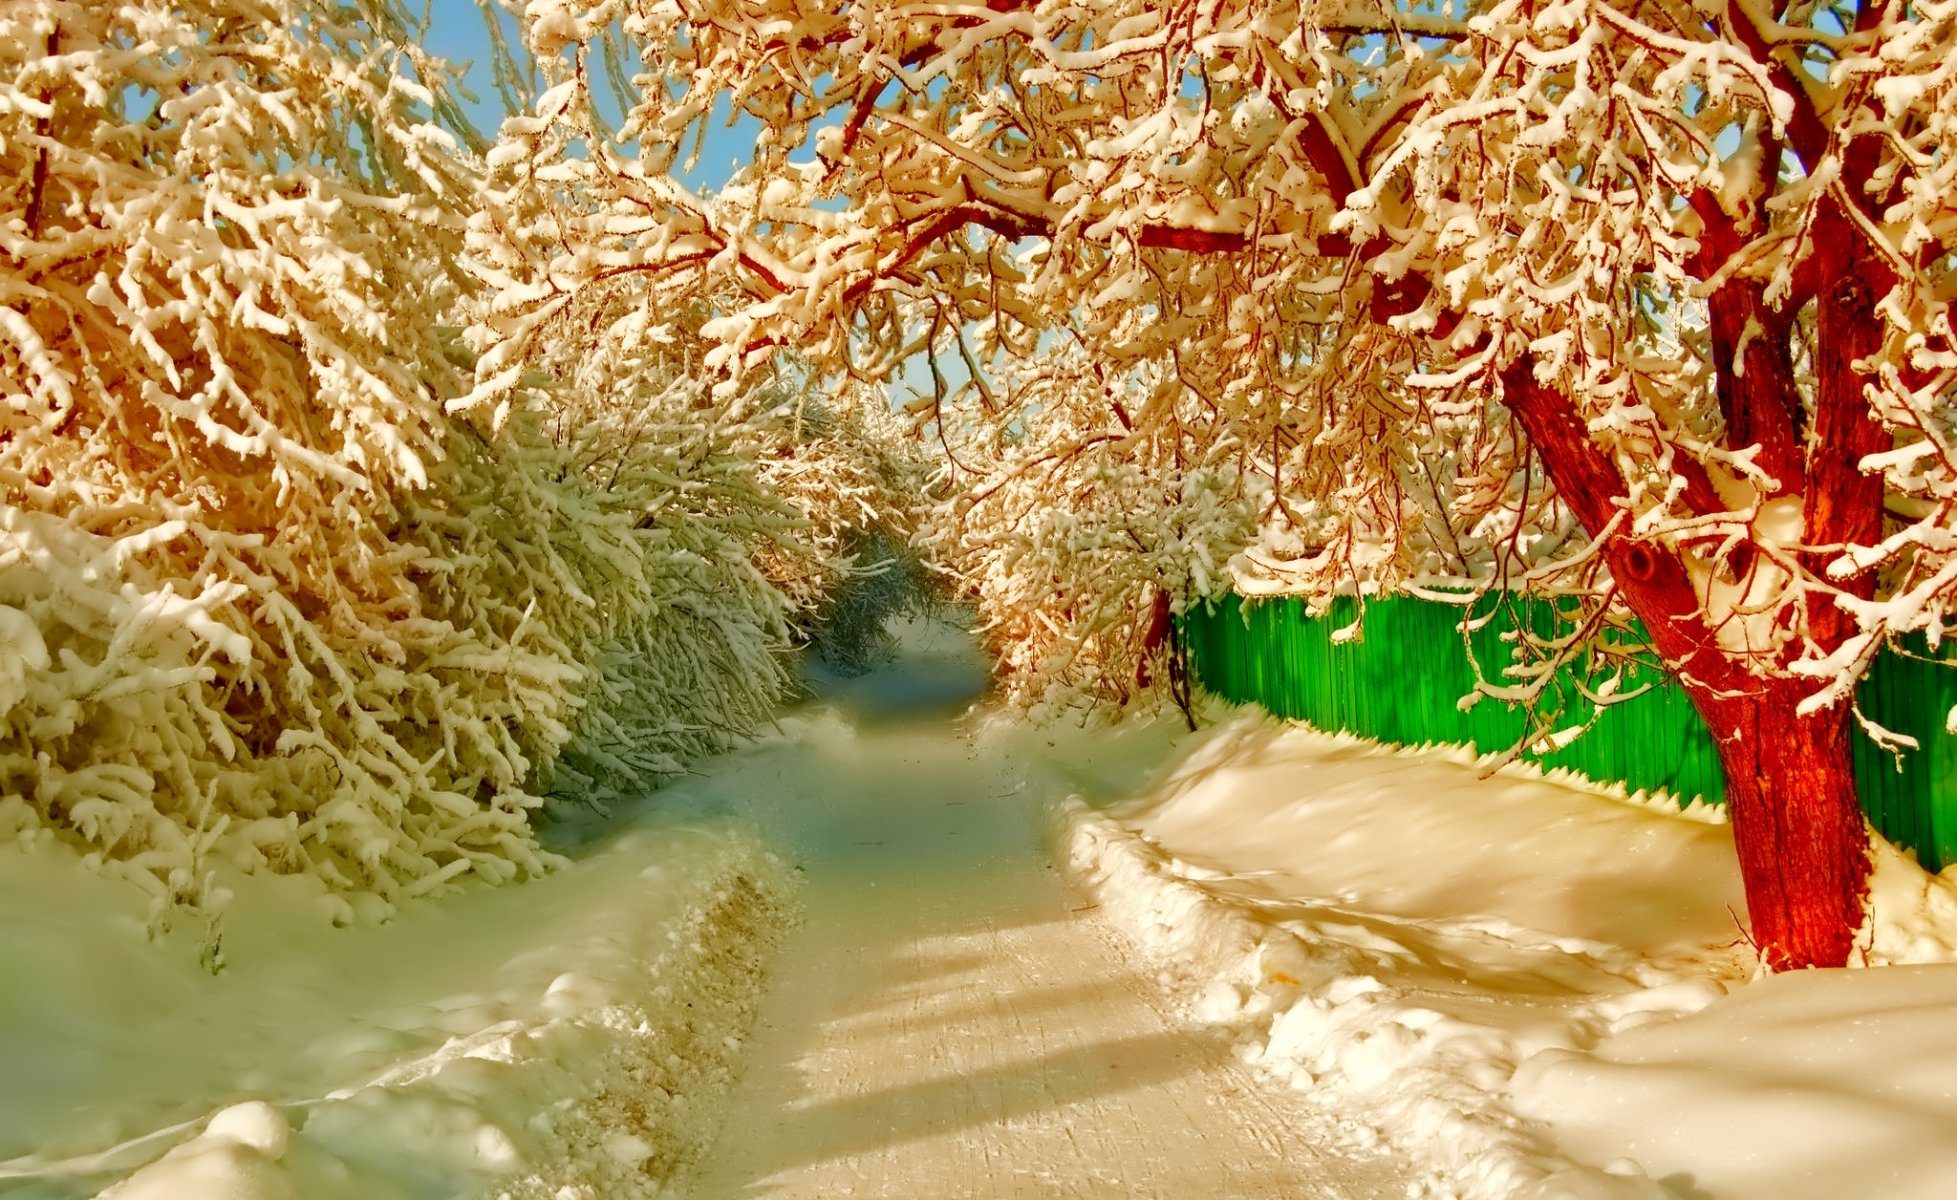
<box><xmin>498</xmin><ymin>0</ymin><xmax>1957</xmax><ymax>967</ymax></box>
<box><xmin>7</xmin><ymin>0</ymin><xmax>1955</xmax><ymax>967</ymax></box>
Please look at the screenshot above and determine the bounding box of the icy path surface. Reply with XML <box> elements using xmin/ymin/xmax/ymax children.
<box><xmin>681</xmin><ymin>624</ymin><xmax>1408</xmax><ymax>1199</ymax></box>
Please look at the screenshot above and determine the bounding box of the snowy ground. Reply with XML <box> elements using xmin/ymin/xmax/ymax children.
<box><xmin>1061</xmin><ymin>712</ymin><xmax>1957</xmax><ymax>1200</ymax></box>
<box><xmin>16</xmin><ymin>623</ymin><xmax>1957</xmax><ymax>1200</ymax></box>
<box><xmin>1</xmin><ymin>622</ymin><xmax>1415</xmax><ymax>1200</ymax></box>
<box><xmin>0</xmin><ymin>766</ymin><xmax>793</xmax><ymax>1199</ymax></box>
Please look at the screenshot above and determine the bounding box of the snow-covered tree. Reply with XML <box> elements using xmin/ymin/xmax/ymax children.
<box><xmin>524</xmin><ymin>0</ymin><xmax>1957</xmax><ymax>969</ymax></box>
<box><xmin>910</xmin><ymin>346</ymin><xmax>1253</xmax><ymax>717</ymax></box>
<box><xmin>451</xmin><ymin>29</ymin><xmax>936</xmax><ymax>639</ymax></box>
<box><xmin>0</xmin><ymin>0</ymin><xmax>866</xmax><ymax>943</ymax></box>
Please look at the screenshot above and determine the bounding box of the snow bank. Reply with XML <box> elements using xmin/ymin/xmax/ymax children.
<box><xmin>1061</xmin><ymin>710</ymin><xmax>1957</xmax><ymax>1199</ymax></box>
<box><xmin>1512</xmin><ymin>965</ymin><xmax>1957</xmax><ymax>1200</ymax></box>
<box><xmin>1057</xmin><ymin>712</ymin><xmax>1755</xmax><ymax>1199</ymax></box>
<box><xmin>0</xmin><ymin>812</ymin><xmax>792</xmax><ymax>1199</ymax></box>
<box><xmin>1863</xmin><ymin>832</ymin><xmax>1957</xmax><ymax>965</ymax></box>
<box><xmin>1503</xmin><ymin>834</ymin><xmax>1957</xmax><ymax>1200</ymax></box>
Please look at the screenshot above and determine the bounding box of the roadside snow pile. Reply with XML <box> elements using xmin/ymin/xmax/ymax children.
<box><xmin>1862</xmin><ymin>833</ymin><xmax>1957</xmax><ymax>965</ymax></box>
<box><xmin>0</xmin><ymin>815</ymin><xmax>791</xmax><ymax>1200</ymax></box>
<box><xmin>1059</xmin><ymin>711</ymin><xmax>1957</xmax><ymax>1199</ymax></box>
<box><xmin>1512</xmin><ymin>965</ymin><xmax>1957</xmax><ymax>1200</ymax></box>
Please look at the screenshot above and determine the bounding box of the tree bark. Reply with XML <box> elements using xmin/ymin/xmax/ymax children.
<box><xmin>1692</xmin><ymin>684</ymin><xmax>1870</xmax><ymax>969</ymax></box>
<box><xmin>1688</xmin><ymin>192</ymin><xmax>1806</xmax><ymax>497</ymax></box>
<box><xmin>1804</xmin><ymin>200</ymin><xmax>1894</xmax><ymax>651</ymax></box>
<box><xmin>1500</xmin><ymin>362</ymin><xmax>1873</xmax><ymax>971</ymax></box>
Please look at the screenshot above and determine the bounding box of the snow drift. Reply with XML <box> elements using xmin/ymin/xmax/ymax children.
<box><xmin>0</xmin><ymin>807</ymin><xmax>792</xmax><ymax>1199</ymax></box>
<box><xmin>1061</xmin><ymin>712</ymin><xmax>1957</xmax><ymax>1199</ymax></box>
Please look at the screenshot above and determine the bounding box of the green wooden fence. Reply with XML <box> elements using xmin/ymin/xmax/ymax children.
<box><xmin>1181</xmin><ymin>593</ymin><xmax>1957</xmax><ymax>871</ymax></box>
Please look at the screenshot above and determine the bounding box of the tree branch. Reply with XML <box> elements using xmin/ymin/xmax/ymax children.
<box><xmin>1803</xmin><ymin>205</ymin><xmax>1894</xmax><ymax>648</ymax></box>
<box><xmin>25</xmin><ymin>25</ymin><xmax>58</xmax><ymax>239</ymax></box>
<box><xmin>1724</xmin><ymin>0</ymin><xmax>1829</xmax><ymax>170</ymax></box>
<box><xmin>1688</xmin><ymin>190</ymin><xmax>1807</xmax><ymax>496</ymax></box>
<box><xmin>1500</xmin><ymin>359</ymin><xmax>1742</xmax><ymax>694</ymax></box>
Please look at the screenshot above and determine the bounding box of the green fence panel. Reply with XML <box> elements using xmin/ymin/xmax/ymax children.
<box><xmin>1856</xmin><ymin>641</ymin><xmax>1957</xmax><ymax>869</ymax></box>
<box><xmin>1182</xmin><ymin>593</ymin><xmax>1957</xmax><ymax>871</ymax></box>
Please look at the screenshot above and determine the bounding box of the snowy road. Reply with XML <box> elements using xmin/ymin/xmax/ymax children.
<box><xmin>679</xmin><ymin>626</ymin><xmax>1408</xmax><ymax>1199</ymax></box>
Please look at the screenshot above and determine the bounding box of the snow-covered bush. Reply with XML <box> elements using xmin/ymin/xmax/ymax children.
<box><xmin>749</xmin><ymin>380</ymin><xmax>928</xmax><ymax>625</ymax></box>
<box><xmin>452</xmin><ymin>62</ymin><xmax>930</xmax><ymax>699</ymax></box>
<box><xmin>468</xmin><ymin>286</ymin><xmax>815</xmax><ymax>810</ymax></box>
<box><xmin>0</xmin><ymin>0</ymin><xmax>540</xmax><ymax>930</ymax></box>
<box><xmin>0</xmin><ymin>0</ymin><xmax>853</xmax><ymax>937</ymax></box>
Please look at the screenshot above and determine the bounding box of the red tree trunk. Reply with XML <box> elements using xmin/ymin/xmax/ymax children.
<box><xmin>1689</xmin><ymin>684</ymin><xmax>1871</xmax><ymax>969</ymax></box>
<box><xmin>1500</xmin><ymin>362</ymin><xmax>1875</xmax><ymax>971</ymax></box>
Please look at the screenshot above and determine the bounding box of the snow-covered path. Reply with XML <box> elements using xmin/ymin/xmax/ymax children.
<box><xmin>680</xmin><ymin>630</ymin><xmax>1407</xmax><ymax>1199</ymax></box>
